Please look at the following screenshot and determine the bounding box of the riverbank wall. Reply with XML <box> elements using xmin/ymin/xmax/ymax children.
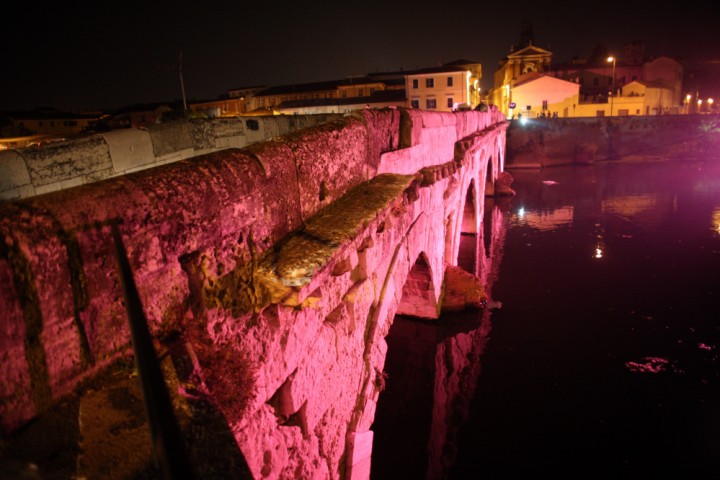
<box><xmin>506</xmin><ymin>114</ymin><xmax>720</xmax><ymax>168</ymax></box>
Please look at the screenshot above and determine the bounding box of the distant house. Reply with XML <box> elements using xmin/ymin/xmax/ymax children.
<box><xmin>575</xmin><ymin>80</ymin><xmax>676</xmax><ymax>117</ymax></box>
<box><xmin>102</xmin><ymin>102</ymin><xmax>178</xmax><ymax>129</ymax></box>
<box><xmin>509</xmin><ymin>73</ymin><xmax>580</xmax><ymax>118</ymax></box>
<box><xmin>274</xmin><ymin>89</ymin><xmax>406</xmax><ymax>115</ymax></box>
<box><xmin>405</xmin><ymin>62</ymin><xmax>482</xmax><ymax>112</ymax></box>
<box><xmin>247</xmin><ymin>75</ymin><xmax>407</xmax><ymax>115</ymax></box>
<box><xmin>1</xmin><ymin>108</ymin><xmax>99</xmax><ymax>136</ymax></box>
<box><xmin>0</xmin><ymin>108</ymin><xmax>100</xmax><ymax>149</ymax></box>
<box><xmin>189</xmin><ymin>85</ymin><xmax>267</xmax><ymax>118</ymax></box>
<box><xmin>488</xmin><ymin>42</ymin><xmax>554</xmax><ymax>114</ymax></box>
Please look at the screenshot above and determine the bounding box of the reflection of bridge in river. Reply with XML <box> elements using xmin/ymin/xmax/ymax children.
<box><xmin>372</xmin><ymin>199</ymin><xmax>508</xmax><ymax>479</ymax></box>
<box><xmin>0</xmin><ymin>108</ymin><xmax>510</xmax><ymax>479</ymax></box>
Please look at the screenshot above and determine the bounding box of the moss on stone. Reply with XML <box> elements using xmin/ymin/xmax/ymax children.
<box><xmin>239</xmin><ymin>174</ymin><xmax>418</xmax><ymax>312</ymax></box>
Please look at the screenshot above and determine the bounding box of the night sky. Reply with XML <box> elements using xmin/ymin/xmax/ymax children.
<box><xmin>3</xmin><ymin>0</ymin><xmax>718</xmax><ymax>112</ymax></box>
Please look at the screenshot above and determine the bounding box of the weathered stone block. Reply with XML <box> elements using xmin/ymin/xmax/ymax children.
<box><xmin>101</xmin><ymin>128</ymin><xmax>155</xmax><ymax>173</ymax></box>
<box><xmin>345</xmin><ymin>430</ymin><xmax>374</xmax><ymax>480</ymax></box>
<box><xmin>22</xmin><ymin>136</ymin><xmax>112</xmax><ymax>186</ymax></box>
<box><xmin>287</xmin><ymin>117</ymin><xmax>372</xmax><ymax>221</ymax></box>
<box><xmin>0</xmin><ymin>150</ymin><xmax>31</xmax><ymax>192</ymax></box>
<box><xmin>149</xmin><ymin>120</ymin><xmax>193</xmax><ymax>157</ymax></box>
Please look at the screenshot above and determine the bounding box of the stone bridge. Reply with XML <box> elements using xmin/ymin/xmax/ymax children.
<box><xmin>0</xmin><ymin>108</ymin><xmax>510</xmax><ymax>479</ymax></box>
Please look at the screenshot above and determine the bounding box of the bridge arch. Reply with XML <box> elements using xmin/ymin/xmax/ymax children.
<box><xmin>395</xmin><ymin>252</ymin><xmax>439</xmax><ymax>319</ymax></box>
<box><xmin>457</xmin><ymin>180</ymin><xmax>479</xmax><ymax>275</ymax></box>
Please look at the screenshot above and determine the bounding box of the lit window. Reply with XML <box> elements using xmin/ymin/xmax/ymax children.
<box><xmin>426</xmin><ymin>78</ymin><xmax>434</xmax><ymax>88</ymax></box>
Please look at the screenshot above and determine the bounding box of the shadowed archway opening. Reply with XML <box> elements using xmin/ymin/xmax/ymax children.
<box><xmin>458</xmin><ymin>182</ymin><xmax>478</xmax><ymax>275</ymax></box>
<box><xmin>370</xmin><ymin>314</ymin><xmax>437</xmax><ymax>480</ymax></box>
<box><xmin>485</xmin><ymin>156</ymin><xmax>494</xmax><ymax>197</ymax></box>
<box><xmin>372</xmin><ymin>253</ymin><xmax>443</xmax><ymax>479</ymax></box>
<box><xmin>396</xmin><ymin>253</ymin><xmax>438</xmax><ymax>320</ymax></box>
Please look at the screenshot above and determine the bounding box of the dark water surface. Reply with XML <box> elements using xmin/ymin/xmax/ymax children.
<box><xmin>373</xmin><ymin>160</ymin><xmax>720</xmax><ymax>479</ymax></box>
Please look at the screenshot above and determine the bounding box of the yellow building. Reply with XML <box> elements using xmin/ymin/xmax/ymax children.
<box><xmin>488</xmin><ymin>43</ymin><xmax>553</xmax><ymax>116</ymax></box>
<box><xmin>573</xmin><ymin>80</ymin><xmax>677</xmax><ymax>117</ymax></box>
<box><xmin>405</xmin><ymin>62</ymin><xmax>481</xmax><ymax>112</ymax></box>
<box><xmin>509</xmin><ymin>73</ymin><xmax>579</xmax><ymax>118</ymax></box>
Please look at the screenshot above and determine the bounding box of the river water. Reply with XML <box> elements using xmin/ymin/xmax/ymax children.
<box><xmin>372</xmin><ymin>160</ymin><xmax>720</xmax><ymax>479</ymax></box>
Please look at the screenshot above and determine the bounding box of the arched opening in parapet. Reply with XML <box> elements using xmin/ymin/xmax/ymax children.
<box><xmin>395</xmin><ymin>253</ymin><xmax>439</xmax><ymax>320</ymax></box>
<box><xmin>457</xmin><ymin>182</ymin><xmax>478</xmax><ymax>275</ymax></box>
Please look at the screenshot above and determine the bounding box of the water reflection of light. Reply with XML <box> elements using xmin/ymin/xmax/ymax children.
<box><xmin>512</xmin><ymin>206</ymin><xmax>574</xmax><ymax>231</ymax></box>
<box><xmin>713</xmin><ymin>207</ymin><xmax>720</xmax><ymax>235</ymax></box>
<box><xmin>594</xmin><ymin>232</ymin><xmax>605</xmax><ymax>259</ymax></box>
<box><xmin>601</xmin><ymin>194</ymin><xmax>660</xmax><ymax>226</ymax></box>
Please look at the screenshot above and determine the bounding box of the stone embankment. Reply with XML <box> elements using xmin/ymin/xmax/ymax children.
<box><xmin>506</xmin><ymin>114</ymin><xmax>720</xmax><ymax>168</ymax></box>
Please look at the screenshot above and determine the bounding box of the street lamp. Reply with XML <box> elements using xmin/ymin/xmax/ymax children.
<box><xmin>686</xmin><ymin>94</ymin><xmax>692</xmax><ymax>114</ymax></box>
<box><xmin>607</xmin><ymin>56</ymin><xmax>616</xmax><ymax>117</ymax></box>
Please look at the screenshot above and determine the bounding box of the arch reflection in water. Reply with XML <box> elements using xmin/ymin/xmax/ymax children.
<box><xmin>371</xmin><ymin>199</ymin><xmax>509</xmax><ymax>479</ymax></box>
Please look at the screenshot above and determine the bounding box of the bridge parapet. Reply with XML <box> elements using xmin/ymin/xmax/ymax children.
<box><xmin>0</xmin><ymin>108</ymin><xmax>507</xmax><ymax>479</ymax></box>
<box><xmin>0</xmin><ymin>114</ymin><xmax>342</xmax><ymax>201</ymax></box>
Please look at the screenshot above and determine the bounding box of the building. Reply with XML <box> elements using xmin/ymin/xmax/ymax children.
<box><xmin>1</xmin><ymin>108</ymin><xmax>99</xmax><ymax>137</ymax></box>
<box><xmin>579</xmin><ymin>79</ymin><xmax>677</xmax><ymax>117</ymax></box>
<box><xmin>488</xmin><ymin>43</ymin><xmax>553</xmax><ymax>114</ymax></box>
<box><xmin>405</xmin><ymin>61</ymin><xmax>482</xmax><ymax>112</ymax></box>
<box><xmin>189</xmin><ymin>85</ymin><xmax>267</xmax><ymax>118</ymax></box>
<box><xmin>246</xmin><ymin>75</ymin><xmax>406</xmax><ymax>115</ymax></box>
<box><xmin>487</xmin><ymin>25</ymin><xmax>683</xmax><ymax>118</ymax></box>
<box><xmin>0</xmin><ymin>109</ymin><xmax>100</xmax><ymax>149</ymax></box>
<box><xmin>189</xmin><ymin>96</ymin><xmax>247</xmax><ymax>118</ymax></box>
<box><xmin>102</xmin><ymin>103</ymin><xmax>177</xmax><ymax>129</ymax></box>
<box><xmin>509</xmin><ymin>73</ymin><xmax>579</xmax><ymax>118</ymax></box>
<box><xmin>550</xmin><ymin>43</ymin><xmax>684</xmax><ymax>116</ymax></box>
<box><xmin>274</xmin><ymin>89</ymin><xmax>406</xmax><ymax>115</ymax></box>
